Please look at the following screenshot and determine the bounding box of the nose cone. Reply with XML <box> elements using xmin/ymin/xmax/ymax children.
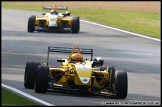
<box><xmin>74</xmin><ymin>63</ymin><xmax>92</xmax><ymax>85</ymax></box>
<box><xmin>49</xmin><ymin>15</ymin><xmax>58</xmax><ymax>27</ymax></box>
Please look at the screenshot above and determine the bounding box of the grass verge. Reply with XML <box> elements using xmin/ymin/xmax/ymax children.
<box><xmin>1</xmin><ymin>87</ymin><xmax>38</xmax><ymax>106</ymax></box>
<box><xmin>2</xmin><ymin>1</ymin><xmax>160</xmax><ymax>39</ymax></box>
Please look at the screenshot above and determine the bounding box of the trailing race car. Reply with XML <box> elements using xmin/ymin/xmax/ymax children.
<box><xmin>24</xmin><ymin>46</ymin><xmax>128</xmax><ymax>99</ymax></box>
<box><xmin>27</xmin><ymin>5</ymin><xmax>80</xmax><ymax>33</ymax></box>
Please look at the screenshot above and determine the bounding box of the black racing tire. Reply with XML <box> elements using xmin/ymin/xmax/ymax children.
<box><xmin>71</xmin><ymin>16</ymin><xmax>80</xmax><ymax>33</ymax></box>
<box><xmin>24</xmin><ymin>62</ymin><xmax>41</xmax><ymax>89</ymax></box>
<box><xmin>115</xmin><ymin>71</ymin><xmax>128</xmax><ymax>99</ymax></box>
<box><xmin>34</xmin><ymin>65</ymin><xmax>49</xmax><ymax>93</ymax></box>
<box><xmin>28</xmin><ymin>16</ymin><xmax>36</xmax><ymax>32</ymax></box>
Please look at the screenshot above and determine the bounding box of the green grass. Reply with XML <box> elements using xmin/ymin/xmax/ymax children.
<box><xmin>71</xmin><ymin>8</ymin><xmax>160</xmax><ymax>39</ymax></box>
<box><xmin>1</xmin><ymin>88</ymin><xmax>38</xmax><ymax>106</ymax></box>
<box><xmin>2</xmin><ymin>1</ymin><xmax>160</xmax><ymax>39</ymax></box>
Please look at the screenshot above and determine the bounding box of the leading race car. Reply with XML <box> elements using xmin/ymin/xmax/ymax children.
<box><xmin>24</xmin><ymin>46</ymin><xmax>128</xmax><ymax>99</ymax></box>
<box><xmin>27</xmin><ymin>5</ymin><xmax>80</xmax><ymax>33</ymax></box>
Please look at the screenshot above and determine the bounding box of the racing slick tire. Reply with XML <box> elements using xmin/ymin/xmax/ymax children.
<box><xmin>24</xmin><ymin>62</ymin><xmax>41</xmax><ymax>89</ymax></box>
<box><xmin>34</xmin><ymin>65</ymin><xmax>49</xmax><ymax>93</ymax></box>
<box><xmin>71</xmin><ymin>16</ymin><xmax>80</xmax><ymax>33</ymax></box>
<box><xmin>115</xmin><ymin>71</ymin><xmax>128</xmax><ymax>99</ymax></box>
<box><xmin>28</xmin><ymin>15</ymin><xmax>36</xmax><ymax>32</ymax></box>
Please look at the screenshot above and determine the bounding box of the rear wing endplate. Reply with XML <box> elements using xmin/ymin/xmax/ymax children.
<box><xmin>47</xmin><ymin>46</ymin><xmax>93</xmax><ymax>66</ymax></box>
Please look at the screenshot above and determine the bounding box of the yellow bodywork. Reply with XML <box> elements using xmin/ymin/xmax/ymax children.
<box><xmin>48</xmin><ymin>46</ymin><xmax>111</xmax><ymax>90</ymax></box>
<box><xmin>35</xmin><ymin>13</ymin><xmax>72</xmax><ymax>27</ymax></box>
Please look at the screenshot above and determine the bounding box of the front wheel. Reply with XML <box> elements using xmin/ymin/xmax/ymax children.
<box><xmin>115</xmin><ymin>71</ymin><xmax>128</xmax><ymax>99</ymax></box>
<box><xmin>28</xmin><ymin>16</ymin><xmax>36</xmax><ymax>32</ymax></box>
<box><xmin>71</xmin><ymin>16</ymin><xmax>80</xmax><ymax>33</ymax></box>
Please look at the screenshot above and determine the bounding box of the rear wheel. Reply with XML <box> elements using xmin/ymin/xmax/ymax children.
<box><xmin>115</xmin><ymin>71</ymin><xmax>128</xmax><ymax>99</ymax></box>
<box><xmin>28</xmin><ymin>16</ymin><xmax>36</xmax><ymax>32</ymax></box>
<box><xmin>34</xmin><ymin>65</ymin><xmax>49</xmax><ymax>93</ymax></box>
<box><xmin>71</xmin><ymin>16</ymin><xmax>80</xmax><ymax>33</ymax></box>
<box><xmin>24</xmin><ymin>62</ymin><xmax>41</xmax><ymax>89</ymax></box>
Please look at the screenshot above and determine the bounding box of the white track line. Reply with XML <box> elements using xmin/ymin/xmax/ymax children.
<box><xmin>2</xmin><ymin>83</ymin><xmax>54</xmax><ymax>106</ymax></box>
<box><xmin>81</xmin><ymin>19</ymin><xmax>160</xmax><ymax>42</ymax></box>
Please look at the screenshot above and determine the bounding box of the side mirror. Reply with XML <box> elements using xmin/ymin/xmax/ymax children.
<box><xmin>57</xmin><ymin>59</ymin><xmax>65</xmax><ymax>62</ymax></box>
<box><xmin>65</xmin><ymin>11</ymin><xmax>71</xmax><ymax>16</ymax></box>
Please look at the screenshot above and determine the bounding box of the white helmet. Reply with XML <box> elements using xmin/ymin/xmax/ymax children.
<box><xmin>66</xmin><ymin>11</ymin><xmax>71</xmax><ymax>16</ymax></box>
<box><xmin>92</xmin><ymin>57</ymin><xmax>104</xmax><ymax>67</ymax></box>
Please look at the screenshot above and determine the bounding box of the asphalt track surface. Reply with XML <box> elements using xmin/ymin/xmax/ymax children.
<box><xmin>2</xmin><ymin>9</ymin><xmax>161</xmax><ymax>106</ymax></box>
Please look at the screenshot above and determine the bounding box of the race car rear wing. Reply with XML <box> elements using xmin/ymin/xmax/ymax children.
<box><xmin>43</xmin><ymin>6</ymin><xmax>68</xmax><ymax>10</ymax></box>
<box><xmin>47</xmin><ymin>46</ymin><xmax>93</xmax><ymax>66</ymax></box>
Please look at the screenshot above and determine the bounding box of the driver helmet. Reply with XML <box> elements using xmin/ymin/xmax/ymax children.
<box><xmin>65</xmin><ymin>11</ymin><xmax>71</xmax><ymax>16</ymax></box>
<box><xmin>70</xmin><ymin>53</ymin><xmax>83</xmax><ymax>62</ymax></box>
<box><xmin>51</xmin><ymin>9</ymin><xmax>58</xmax><ymax>15</ymax></box>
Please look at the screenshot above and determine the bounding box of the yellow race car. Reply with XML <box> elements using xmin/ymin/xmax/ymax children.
<box><xmin>24</xmin><ymin>46</ymin><xmax>128</xmax><ymax>99</ymax></box>
<box><xmin>27</xmin><ymin>5</ymin><xmax>80</xmax><ymax>33</ymax></box>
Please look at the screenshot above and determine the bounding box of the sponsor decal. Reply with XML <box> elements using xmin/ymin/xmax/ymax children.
<box><xmin>80</xmin><ymin>77</ymin><xmax>90</xmax><ymax>84</ymax></box>
<box><xmin>49</xmin><ymin>22</ymin><xmax>57</xmax><ymax>27</ymax></box>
